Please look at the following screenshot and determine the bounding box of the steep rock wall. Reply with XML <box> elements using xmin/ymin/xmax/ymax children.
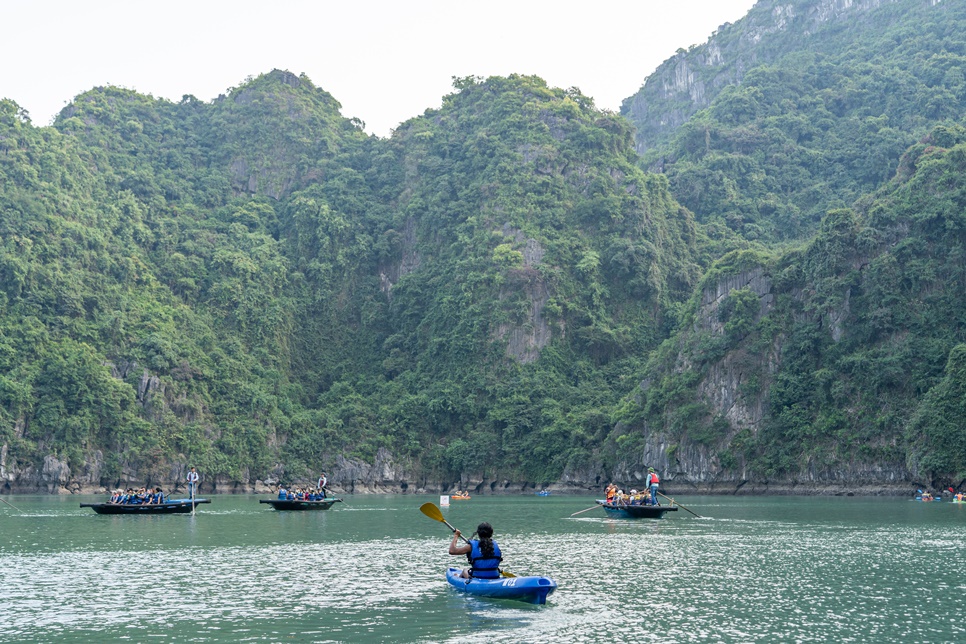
<box><xmin>621</xmin><ymin>0</ymin><xmax>903</xmax><ymax>154</ymax></box>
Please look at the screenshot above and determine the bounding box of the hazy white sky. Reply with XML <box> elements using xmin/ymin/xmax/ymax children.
<box><xmin>3</xmin><ymin>1</ymin><xmax>758</xmax><ymax>137</ymax></box>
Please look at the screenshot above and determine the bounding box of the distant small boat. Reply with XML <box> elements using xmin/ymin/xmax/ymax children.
<box><xmin>259</xmin><ymin>498</ymin><xmax>342</xmax><ymax>511</ymax></box>
<box><xmin>80</xmin><ymin>499</ymin><xmax>211</xmax><ymax>515</ymax></box>
<box><xmin>451</xmin><ymin>495</ymin><xmax>471</xmax><ymax>500</ymax></box>
<box><xmin>536</xmin><ymin>490</ymin><xmax>551</xmax><ymax>496</ymax></box>
<box><xmin>445</xmin><ymin>568</ymin><xmax>556</xmax><ymax>604</ymax></box>
<box><xmin>596</xmin><ymin>499</ymin><xmax>678</xmax><ymax>519</ymax></box>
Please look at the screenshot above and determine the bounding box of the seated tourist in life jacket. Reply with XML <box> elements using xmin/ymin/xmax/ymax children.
<box><xmin>277</xmin><ymin>486</ymin><xmax>287</xmax><ymax>500</ymax></box>
<box><xmin>152</xmin><ymin>487</ymin><xmax>165</xmax><ymax>504</ymax></box>
<box><xmin>449</xmin><ymin>522</ymin><xmax>503</xmax><ymax>579</ymax></box>
<box><xmin>605</xmin><ymin>483</ymin><xmax>617</xmax><ymax>502</ymax></box>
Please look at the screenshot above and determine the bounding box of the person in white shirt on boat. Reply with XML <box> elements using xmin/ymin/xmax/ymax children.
<box><xmin>186</xmin><ymin>467</ymin><xmax>199</xmax><ymax>497</ymax></box>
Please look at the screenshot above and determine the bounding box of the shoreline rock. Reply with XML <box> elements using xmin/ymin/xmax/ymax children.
<box><xmin>0</xmin><ymin>448</ymin><xmax>932</xmax><ymax>497</ymax></box>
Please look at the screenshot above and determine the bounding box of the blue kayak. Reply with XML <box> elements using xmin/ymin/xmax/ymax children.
<box><xmin>445</xmin><ymin>567</ymin><xmax>557</xmax><ymax>604</ymax></box>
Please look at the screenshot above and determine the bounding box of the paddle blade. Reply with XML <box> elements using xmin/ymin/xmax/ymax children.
<box><xmin>499</xmin><ymin>569</ymin><xmax>517</xmax><ymax>578</ymax></box>
<box><xmin>419</xmin><ymin>502</ymin><xmax>445</xmax><ymax>523</ymax></box>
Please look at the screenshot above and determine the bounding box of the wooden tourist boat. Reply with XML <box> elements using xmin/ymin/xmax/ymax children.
<box><xmin>596</xmin><ymin>499</ymin><xmax>678</xmax><ymax>519</ymax></box>
<box><xmin>259</xmin><ymin>498</ymin><xmax>342</xmax><ymax>511</ymax></box>
<box><xmin>80</xmin><ymin>498</ymin><xmax>211</xmax><ymax>514</ymax></box>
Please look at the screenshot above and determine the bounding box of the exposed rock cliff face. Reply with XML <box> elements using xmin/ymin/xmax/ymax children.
<box><xmin>588</xmin><ymin>266</ymin><xmax>914</xmax><ymax>495</ymax></box>
<box><xmin>694</xmin><ymin>268</ymin><xmax>776</xmax><ymax>433</ymax></box>
<box><xmin>621</xmin><ymin>0</ymin><xmax>903</xmax><ymax>154</ymax></box>
<box><xmin>494</xmin><ymin>231</ymin><xmax>558</xmax><ymax>363</ymax></box>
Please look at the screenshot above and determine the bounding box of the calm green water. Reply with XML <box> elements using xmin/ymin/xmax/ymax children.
<box><xmin>1</xmin><ymin>494</ymin><xmax>964</xmax><ymax>643</ymax></box>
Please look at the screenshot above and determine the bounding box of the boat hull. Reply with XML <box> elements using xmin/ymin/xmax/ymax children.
<box><xmin>597</xmin><ymin>500</ymin><xmax>678</xmax><ymax>519</ymax></box>
<box><xmin>80</xmin><ymin>499</ymin><xmax>210</xmax><ymax>514</ymax></box>
<box><xmin>259</xmin><ymin>499</ymin><xmax>341</xmax><ymax>511</ymax></box>
<box><xmin>445</xmin><ymin>567</ymin><xmax>556</xmax><ymax>604</ymax></box>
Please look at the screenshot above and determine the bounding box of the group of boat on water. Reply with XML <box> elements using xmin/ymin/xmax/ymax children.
<box><xmin>62</xmin><ymin>464</ymin><xmax>966</xmax><ymax>605</ymax></box>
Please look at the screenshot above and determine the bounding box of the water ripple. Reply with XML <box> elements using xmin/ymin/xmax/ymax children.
<box><xmin>2</xmin><ymin>495</ymin><xmax>965</xmax><ymax>642</ymax></box>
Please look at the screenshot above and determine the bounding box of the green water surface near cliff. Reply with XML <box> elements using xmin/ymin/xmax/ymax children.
<box><xmin>1</xmin><ymin>494</ymin><xmax>964</xmax><ymax>643</ymax></box>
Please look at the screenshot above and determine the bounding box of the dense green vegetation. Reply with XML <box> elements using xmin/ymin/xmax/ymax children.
<box><xmin>5</xmin><ymin>0</ymin><xmax>966</xmax><ymax>492</ymax></box>
<box><xmin>627</xmin><ymin>0</ymin><xmax>966</xmax><ymax>244</ymax></box>
<box><xmin>618</xmin><ymin>123</ymin><xmax>966</xmax><ymax>487</ymax></box>
<box><xmin>0</xmin><ymin>70</ymin><xmax>702</xmax><ymax>487</ymax></box>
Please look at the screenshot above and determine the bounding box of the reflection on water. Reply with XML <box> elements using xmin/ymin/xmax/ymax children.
<box><xmin>0</xmin><ymin>495</ymin><xmax>964</xmax><ymax>642</ymax></box>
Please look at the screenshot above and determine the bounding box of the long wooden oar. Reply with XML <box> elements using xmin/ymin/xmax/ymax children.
<box><xmin>1</xmin><ymin>497</ymin><xmax>23</xmax><ymax>512</ymax></box>
<box><xmin>419</xmin><ymin>502</ymin><xmax>515</xmax><ymax>578</ymax></box>
<box><xmin>570</xmin><ymin>503</ymin><xmax>603</xmax><ymax>517</ymax></box>
<box><xmin>658</xmin><ymin>491</ymin><xmax>701</xmax><ymax>518</ymax></box>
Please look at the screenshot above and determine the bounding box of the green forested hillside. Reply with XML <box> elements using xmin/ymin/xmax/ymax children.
<box><xmin>626</xmin><ymin>0</ymin><xmax>966</xmax><ymax>243</ymax></box>
<box><xmin>0</xmin><ymin>72</ymin><xmax>364</xmax><ymax>484</ymax></box>
<box><xmin>614</xmin><ymin>123</ymin><xmax>966</xmax><ymax>489</ymax></box>
<box><xmin>0</xmin><ymin>71</ymin><xmax>701</xmax><ymax>489</ymax></box>
<box><xmin>5</xmin><ymin>0</ymin><xmax>966</xmax><ymax>494</ymax></box>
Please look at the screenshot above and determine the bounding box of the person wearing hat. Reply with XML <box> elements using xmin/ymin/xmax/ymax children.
<box><xmin>317</xmin><ymin>472</ymin><xmax>328</xmax><ymax>498</ymax></box>
<box><xmin>646</xmin><ymin>467</ymin><xmax>660</xmax><ymax>505</ymax></box>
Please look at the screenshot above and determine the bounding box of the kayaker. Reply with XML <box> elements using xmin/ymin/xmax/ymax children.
<box><xmin>449</xmin><ymin>522</ymin><xmax>503</xmax><ymax>579</ymax></box>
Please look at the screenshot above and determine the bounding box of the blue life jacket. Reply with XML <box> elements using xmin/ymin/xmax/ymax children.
<box><xmin>468</xmin><ymin>539</ymin><xmax>503</xmax><ymax>579</ymax></box>
<box><xmin>278</xmin><ymin>489</ymin><xmax>287</xmax><ymax>499</ymax></box>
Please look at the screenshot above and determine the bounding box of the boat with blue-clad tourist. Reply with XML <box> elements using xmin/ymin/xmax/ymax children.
<box><xmin>259</xmin><ymin>498</ymin><xmax>342</xmax><ymax>511</ymax></box>
<box><xmin>81</xmin><ymin>498</ymin><xmax>210</xmax><ymax>514</ymax></box>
